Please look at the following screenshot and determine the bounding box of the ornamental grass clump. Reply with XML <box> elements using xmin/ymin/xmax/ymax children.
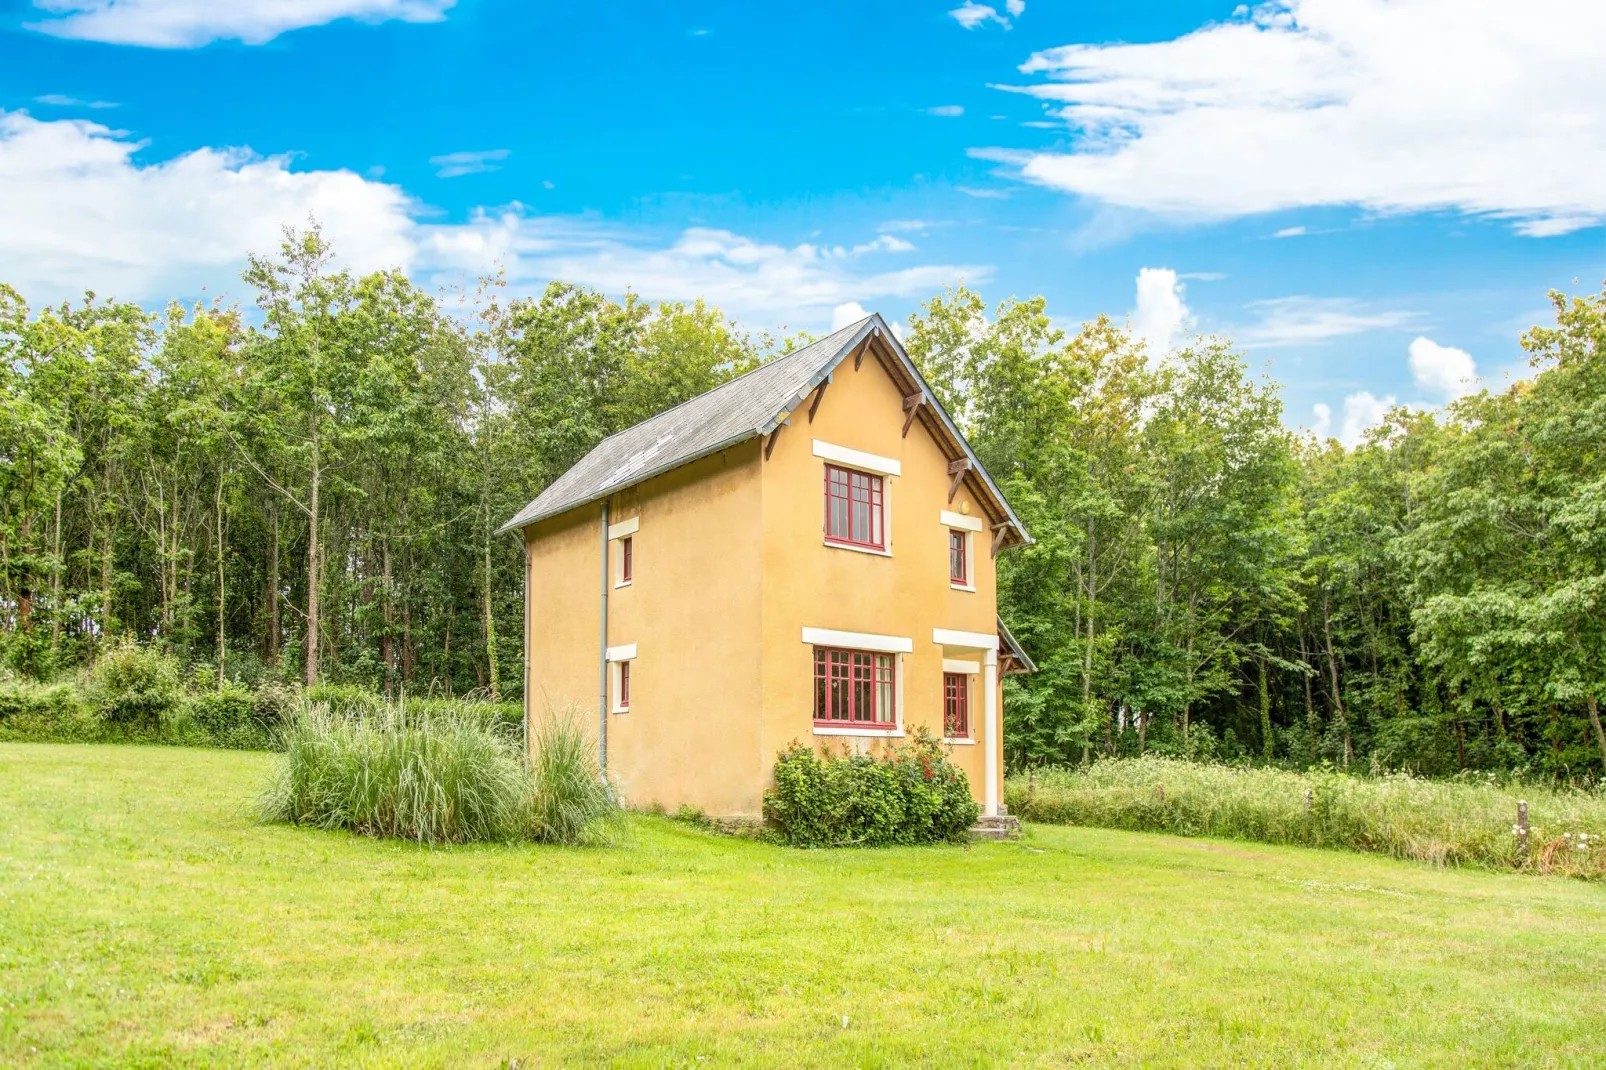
<box><xmin>1006</xmin><ymin>757</ymin><xmax>1606</xmax><ymax>879</ymax></box>
<box><xmin>764</xmin><ymin>731</ymin><xmax>979</xmax><ymax>847</ymax></box>
<box><xmin>260</xmin><ymin>700</ymin><xmax>530</xmax><ymax>844</ymax></box>
<box><xmin>527</xmin><ymin>712</ymin><xmax>625</xmax><ymax>846</ymax></box>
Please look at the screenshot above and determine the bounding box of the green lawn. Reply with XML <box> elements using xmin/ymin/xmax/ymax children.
<box><xmin>2</xmin><ymin>746</ymin><xmax>1604</xmax><ymax>1068</ymax></box>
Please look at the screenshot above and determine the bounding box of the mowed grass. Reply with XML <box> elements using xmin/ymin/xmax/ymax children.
<box><xmin>2</xmin><ymin>746</ymin><xmax>1604</xmax><ymax>1069</ymax></box>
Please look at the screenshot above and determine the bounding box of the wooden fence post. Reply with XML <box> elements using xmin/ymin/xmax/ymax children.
<box><xmin>1517</xmin><ymin>800</ymin><xmax>1530</xmax><ymax>858</ymax></box>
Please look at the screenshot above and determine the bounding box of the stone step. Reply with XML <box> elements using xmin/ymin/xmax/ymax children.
<box><xmin>969</xmin><ymin>814</ymin><xmax>1021</xmax><ymax>841</ymax></box>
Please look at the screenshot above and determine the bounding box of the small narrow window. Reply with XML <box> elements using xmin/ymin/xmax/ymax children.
<box><xmin>823</xmin><ymin>463</ymin><xmax>885</xmax><ymax>550</ymax></box>
<box><xmin>619</xmin><ymin>660</ymin><xmax>630</xmax><ymax>709</ymax></box>
<box><xmin>943</xmin><ymin>672</ymin><xmax>969</xmax><ymax>738</ymax></box>
<box><xmin>621</xmin><ymin>536</ymin><xmax>633</xmax><ymax>583</ymax></box>
<box><xmin>949</xmin><ymin>530</ymin><xmax>967</xmax><ymax>585</ymax></box>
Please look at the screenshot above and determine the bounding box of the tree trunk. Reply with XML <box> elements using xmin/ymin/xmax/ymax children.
<box><xmin>100</xmin><ymin>518</ymin><xmax>114</xmax><ymax>643</ymax></box>
<box><xmin>380</xmin><ymin>537</ymin><xmax>395</xmax><ymax>694</ymax></box>
<box><xmin>215</xmin><ymin>479</ymin><xmax>227</xmax><ymax>691</ymax></box>
<box><xmin>304</xmin><ymin>417</ymin><xmax>320</xmax><ymax>689</ymax></box>
<box><xmin>482</xmin><ymin>524</ymin><xmax>500</xmax><ymax>701</ymax></box>
<box><xmin>1321</xmin><ymin>595</ymin><xmax>1351</xmax><ymax>767</ymax></box>
<box><xmin>1259</xmin><ymin>654</ymin><xmax>1273</xmax><ymax>762</ymax></box>
<box><xmin>265</xmin><ymin>502</ymin><xmax>279</xmax><ymax>666</ymax></box>
<box><xmin>50</xmin><ymin>490</ymin><xmax>63</xmax><ymax>651</ymax></box>
<box><xmin>1080</xmin><ymin>514</ymin><xmax>1095</xmax><ymax>765</ymax></box>
<box><xmin>1587</xmin><ymin>695</ymin><xmax>1606</xmax><ymax>772</ymax></box>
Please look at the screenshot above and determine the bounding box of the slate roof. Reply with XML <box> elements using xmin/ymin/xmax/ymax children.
<box><xmin>497</xmin><ymin>313</ymin><xmax>1028</xmax><ymax>541</ymax></box>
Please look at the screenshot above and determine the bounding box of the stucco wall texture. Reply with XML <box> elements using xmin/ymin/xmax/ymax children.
<box><xmin>523</xmin><ymin>350</ymin><xmax>1006</xmax><ymax>818</ymax></box>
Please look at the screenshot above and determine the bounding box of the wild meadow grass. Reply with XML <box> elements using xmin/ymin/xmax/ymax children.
<box><xmin>259</xmin><ymin>700</ymin><xmax>619</xmax><ymax>846</ymax></box>
<box><xmin>1007</xmin><ymin>756</ymin><xmax>1606</xmax><ymax>878</ymax></box>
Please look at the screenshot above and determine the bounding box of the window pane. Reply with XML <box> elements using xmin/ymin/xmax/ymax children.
<box><xmin>875</xmin><ymin>654</ymin><xmax>894</xmax><ymax>723</ymax></box>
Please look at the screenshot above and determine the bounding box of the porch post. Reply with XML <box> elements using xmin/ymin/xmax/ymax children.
<box><xmin>983</xmin><ymin>647</ymin><xmax>999</xmax><ymax>817</ymax></box>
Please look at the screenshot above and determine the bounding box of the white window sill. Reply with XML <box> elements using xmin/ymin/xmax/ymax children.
<box><xmin>611</xmin><ymin>706</ymin><xmax>630</xmax><ymax>715</ymax></box>
<box><xmin>825</xmin><ymin>540</ymin><xmax>892</xmax><ymax>558</ymax></box>
<box><xmin>613</xmin><ymin>580</ymin><xmax>632</xmax><ymax>589</ymax></box>
<box><xmin>950</xmin><ymin>582</ymin><xmax>975</xmax><ymax>593</ymax></box>
<box><xmin>813</xmin><ymin>726</ymin><xmax>905</xmax><ymax>738</ymax></box>
<box><xmin>943</xmin><ymin>737</ymin><xmax>976</xmax><ymax>746</ymax></box>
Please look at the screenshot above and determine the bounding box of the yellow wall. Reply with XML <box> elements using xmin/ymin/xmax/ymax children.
<box><xmin>522</xmin><ymin>348</ymin><xmax>1006</xmax><ymax>818</ymax></box>
<box><xmin>525</xmin><ymin>442</ymin><xmax>764</xmax><ymax>816</ymax></box>
<box><xmin>758</xmin><ymin>350</ymin><xmax>1000</xmax><ymax>807</ymax></box>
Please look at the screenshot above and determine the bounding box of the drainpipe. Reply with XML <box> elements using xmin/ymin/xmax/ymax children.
<box><xmin>983</xmin><ymin>647</ymin><xmax>999</xmax><ymax>817</ymax></box>
<box><xmin>598</xmin><ymin>501</ymin><xmax>610</xmax><ymax>776</ymax></box>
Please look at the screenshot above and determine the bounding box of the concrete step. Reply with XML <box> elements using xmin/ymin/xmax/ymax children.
<box><xmin>969</xmin><ymin>814</ymin><xmax>1021</xmax><ymax>841</ymax></box>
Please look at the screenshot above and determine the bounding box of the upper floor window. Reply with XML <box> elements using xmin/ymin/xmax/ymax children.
<box><xmin>943</xmin><ymin>672</ymin><xmax>969</xmax><ymax>739</ymax></box>
<box><xmin>949</xmin><ymin>530</ymin><xmax>967</xmax><ymax>585</ymax></box>
<box><xmin>618</xmin><ymin>660</ymin><xmax>631</xmax><ymax>709</ymax></box>
<box><xmin>621</xmin><ymin>536</ymin><xmax>633</xmax><ymax>584</ymax></box>
<box><xmin>813</xmin><ymin>647</ymin><xmax>896</xmax><ymax>728</ymax></box>
<box><xmin>824</xmin><ymin>463</ymin><xmax>884</xmax><ymax>550</ymax></box>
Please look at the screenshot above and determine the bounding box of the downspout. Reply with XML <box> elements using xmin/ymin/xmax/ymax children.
<box><xmin>598</xmin><ymin>501</ymin><xmax>610</xmax><ymax>777</ymax></box>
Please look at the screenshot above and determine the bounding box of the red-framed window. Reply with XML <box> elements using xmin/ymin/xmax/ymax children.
<box><xmin>949</xmin><ymin>530</ymin><xmax>967</xmax><ymax>585</ymax></box>
<box><xmin>621</xmin><ymin>536</ymin><xmax>633</xmax><ymax>583</ymax></box>
<box><xmin>618</xmin><ymin>660</ymin><xmax>630</xmax><ymax>709</ymax></box>
<box><xmin>943</xmin><ymin>672</ymin><xmax>969</xmax><ymax>738</ymax></box>
<box><xmin>824</xmin><ymin>464</ymin><xmax>885</xmax><ymax>550</ymax></box>
<box><xmin>813</xmin><ymin>647</ymin><xmax>896</xmax><ymax>728</ymax></box>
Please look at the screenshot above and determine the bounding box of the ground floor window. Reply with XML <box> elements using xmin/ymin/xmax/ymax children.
<box><xmin>813</xmin><ymin>647</ymin><xmax>896</xmax><ymax>728</ymax></box>
<box><xmin>943</xmin><ymin>672</ymin><xmax>969</xmax><ymax>738</ymax></box>
<box><xmin>619</xmin><ymin>660</ymin><xmax>630</xmax><ymax>709</ymax></box>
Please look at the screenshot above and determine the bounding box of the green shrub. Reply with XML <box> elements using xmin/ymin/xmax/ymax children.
<box><xmin>1007</xmin><ymin>757</ymin><xmax>1606</xmax><ymax>879</ymax></box>
<box><xmin>0</xmin><ymin>680</ymin><xmax>96</xmax><ymax>742</ymax></box>
<box><xmin>764</xmin><ymin>732</ymin><xmax>980</xmax><ymax>847</ymax></box>
<box><xmin>527</xmin><ymin>712</ymin><xmax>623</xmax><ymax>845</ymax></box>
<box><xmin>188</xmin><ymin>685</ymin><xmax>276</xmax><ymax>750</ymax></box>
<box><xmin>89</xmin><ymin>639</ymin><xmax>182</xmax><ymax>728</ymax></box>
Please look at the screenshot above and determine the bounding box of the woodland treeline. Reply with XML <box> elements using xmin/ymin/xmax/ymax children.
<box><xmin>2</xmin><ymin>224</ymin><xmax>1603</xmax><ymax>779</ymax></box>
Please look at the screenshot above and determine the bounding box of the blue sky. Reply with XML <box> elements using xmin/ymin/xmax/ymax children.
<box><xmin>3</xmin><ymin>0</ymin><xmax>1603</xmax><ymax>441</ymax></box>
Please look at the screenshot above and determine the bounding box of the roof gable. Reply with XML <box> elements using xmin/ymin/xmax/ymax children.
<box><xmin>499</xmin><ymin>313</ymin><xmax>1029</xmax><ymax>546</ymax></box>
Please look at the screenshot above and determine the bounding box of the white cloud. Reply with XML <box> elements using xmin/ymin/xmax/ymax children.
<box><xmin>1335</xmin><ymin>391</ymin><xmax>1395</xmax><ymax>447</ymax></box>
<box><xmin>0</xmin><ymin>112</ymin><xmax>987</xmax><ymax>329</ymax></box>
<box><xmin>955</xmin><ymin>185</ymin><xmax>1009</xmax><ymax>200</ymax></box>
<box><xmin>1239</xmin><ymin>296</ymin><xmax>1415</xmax><ymax>347</ymax></box>
<box><xmin>1129</xmin><ymin>266</ymin><xmax>1193</xmax><ymax>356</ymax></box>
<box><xmin>1272</xmin><ymin>226</ymin><xmax>1306</xmax><ymax>238</ymax></box>
<box><xmin>995</xmin><ymin>0</ymin><xmax>1606</xmax><ymax>235</ymax></box>
<box><xmin>949</xmin><ymin>2</ymin><xmax>1009</xmax><ymax>30</ymax></box>
<box><xmin>1407</xmin><ymin>336</ymin><xmax>1479</xmax><ymax>400</ymax></box>
<box><xmin>1311</xmin><ymin>402</ymin><xmax>1332</xmax><ymax>439</ymax></box>
<box><xmin>1005</xmin><ymin>0</ymin><xmax>1025</xmax><ymax>15</ymax></box>
<box><xmin>832</xmin><ymin>302</ymin><xmax>871</xmax><ymax>331</ymax></box>
<box><xmin>430</xmin><ymin>148</ymin><xmax>509</xmax><ymax>178</ymax></box>
<box><xmin>27</xmin><ymin>0</ymin><xmax>454</xmax><ymax>47</ymax></box>
<box><xmin>35</xmin><ymin>94</ymin><xmax>117</xmax><ymax>108</ymax></box>
<box><xmin>926</xmin><ymin>105</ymin><xmax>965</xmax><ymax>118</ymax></box>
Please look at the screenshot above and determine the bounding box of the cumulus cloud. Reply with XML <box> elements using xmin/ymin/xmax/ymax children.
<box><xmin>26</xmin><ymin>0</ymin><xmax>455</xmax><ymax>47</ymax></box>
<box><xmin>831</xmin><ymin>302</ymin><xmax>871</xmax><ymax>331</ymax></box>
<box><xmin>1334</xmin><ymin>391</ymin><xmax>1396</xmax><ymax>447</ymax></box>
<box><xmin>1408</xmin><ymin>336</ymin><xmax>1479</xmax><ymax>400</ymax></box>
<box><xmin>430</xmin><ymin>148</ymin><xmax>509</xmax><ymax>178</ymax></box>
<box><xmin>0</xmin><ymin>112</ymin><xmax>986</xmax><ymax>328</ymax></box>
<box><xmin>949</xmin><ymin>2</ymin><xmax>1009</xmax><ymax>30</ymax></box>
<box><xmin>1129</xmin><ymin>267</ymin><xmax>1193</xmax><ymax>357</ymax></box>
<box><xmin>926</xmin><ymin>105</ymin><xmax>965</xmax><ymax>118</ymax></box>
<box><xmin>1311</xmin><ymin>402</ymin><xmax>1333</xmax><ymax>439</ymax></box>
<box><xmin>993</xmin><ymin>0</ymin><xmax>1606</xmax><ymax>235</ymax></box>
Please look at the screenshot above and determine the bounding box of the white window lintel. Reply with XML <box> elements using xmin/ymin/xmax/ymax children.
<box><xmin>608</xmin><ymin>516</ymin><xmax>639</xmax><ymax>540</ymax></box>
<box><xmin>802</xmin><ymin>627</ymin><xmax>912</xmax><ymax>654</ymax></box>
<box><xmin>940</xmin><ymin>510</ymin><xmax>983</xmax><ymax>533</ymax></box>
<box><xmin>812</xmin><ymin>439</ymin><xmax>901</xmax><ymax>477</ymax></box>
<box><xmin>605</xmin><ymin>643</ymin><xmax>637</xmax><ymax>662</ymax></box>
<box><xmin>943</xmin><ymin>658</ymin><xmax>982</xmax><ymax>674</ymax></box>
<box><xmin>933</xmin><ymin>628</ymin><xmax>995</xmax><ymax>650</ymax></box>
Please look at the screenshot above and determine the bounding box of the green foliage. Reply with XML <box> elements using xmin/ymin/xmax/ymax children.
<box><xmin>188</xmin><ymin>684</ymin><xmax>274</xmax><ymax>750</ymax></box>
<box><xmin>259</xmin><ymin>700</ymin><xmax>532</xmax><ymax>844</ymax></box>
<box><xmin>763</xmin><ymin>733</ymin><xmax>980</xmax><ymax>847</ymax></box>
<box><xmin>1009</xmin><ymin>757</ymin><xmax>1606</xmax><ymax>878</ymax></box>
<box><xmin>527</xmin><ymin>710</ymin><xmax>624</xmax><ymax>845</ymax></box>
<box><xmin>88</xmin><ymin>639</ymin><xmax>182</xmax><ymax>727</ymax></box>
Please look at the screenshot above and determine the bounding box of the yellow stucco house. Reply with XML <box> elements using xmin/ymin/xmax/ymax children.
<box><xmin>499</xmin><ymin>313</ymin><xmax>1034</xmax><ymax>822</ymax></box>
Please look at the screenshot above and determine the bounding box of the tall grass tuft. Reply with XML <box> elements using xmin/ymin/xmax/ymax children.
<box><xmin>1007</xmin><ymin>757</ymin><xmax>1606</xmax><ymax>879</ymax></box>
<box><xmin>528</xmin><ymin>711</ymin><xmax>626</xmax><ymax>846</ymax></box>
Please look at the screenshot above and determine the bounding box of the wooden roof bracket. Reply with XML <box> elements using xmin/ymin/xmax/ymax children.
<box><xmin>765</xmin><ymin>411</ymin><xmax>789</xmax><ymax>460</ymax></box>
<box><xmin>854</xmin><ymin>337</ymin><xmax>871</xmax><ymax>371</ymax></box>
<box><xmin>947</xmin><ymin>457</ymin><xmax>970</xmax><ymax>503</ymax></box>
<box><xmin>990</xmin><ymin>522</ymin><xmax>1011</xmax><ymax>558</ymax></box>
<box><xmin>902</xmin><ymin>391</ymin><xmax>924</xmax><ymax>438</ymax></box>
<box><xmin>807</xmin><ymin>375</ymin><xmax>830</xmax><ymax>423</ymax></box>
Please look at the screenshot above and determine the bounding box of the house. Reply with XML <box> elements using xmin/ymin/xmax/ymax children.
<box><xmin>499</xmin><ymin>313</ymin><xmax>1035</xmax><ymax>820</ymax></box>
